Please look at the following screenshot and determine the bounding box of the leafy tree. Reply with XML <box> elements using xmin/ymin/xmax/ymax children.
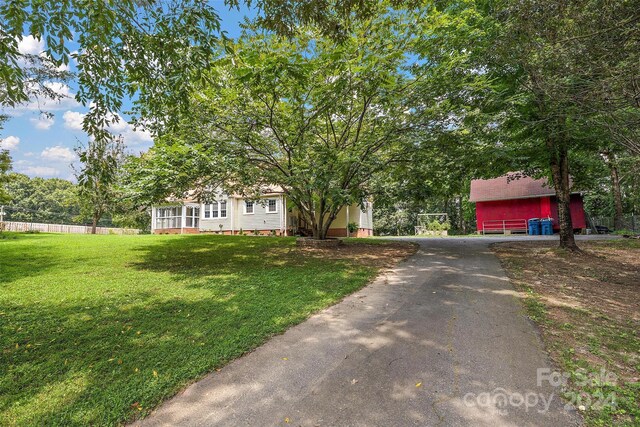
<box><xmin>2</xmin><ymin>171</ymin><xmax>152</xmax><ymax>230</ymax></box>
<box><xmin>110</xmin><ymin>208</ymin><xmax>150</xmax><ymax>232</ymax></box>
<box><xmin>489</xmin><ymin>0</ymin><xmax>638</xmax><ymax>249</ymax></box>
<box><xmin>404</xmin><ymin>0</ymin><xmax>639</xmax><ymax>250</ymax></box>
<box><xmin>3</xmin><ymin>173</ymin><xmax>81</xmax><ymax>223</ymax></box>
<box><xmin>1</xmin><ymin>0</ymin><xmax>401</xmax><ymax>141</ymax></box>
<box><xmin>75</xmin><ymin>138</ymin><xmax>124</xmax><ymax>234</ymax></box>
<box><xmin>0</xmin><ymin>115</ymin><xmax>12</xmax><ymax>204</ymax></box>
<box><xmin>237</xmin><ymin>0</ymin><xmax>388</xmax><ymax>39</ymax></box>
<box><xmin>588</xmin><ymin>149</ymin><xmax>640</xmax><ymax>229</ymax></box>
<box><xmin>0</xmin><ymin>1</ymin><xmax>227</xmax><ymax>139</ymax></box>
<box><xmin>134</xmin><ymin>12</ymin><xmax>417</xmax><ymax>239</ymax></box>
<box><xmin>0</xmin><ymin>150</ymin><xmax>11</xmax><ymax>204</ymax></box>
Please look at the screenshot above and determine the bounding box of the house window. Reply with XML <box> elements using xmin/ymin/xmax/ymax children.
<box><xmin>186</xmin><ymin>206</ymin><xmax>200</xmax><ymax>228</ymax></box>
<box><xmin>203</xmin><ymin>200</ymin><xmax>227</xmax><ymax>219</ymax></box>
<box><xmin>155</xmin><ymin>206</ymin><xmax>181</xmax><ymax>229</ymax></box>
<box><xmin>220</xmin><ymin>200</ymin><xmax>227</xmax><ymax>217</ymax></box>
<box><xmin>266</xmin><ymin>198</ymin><xmax>278</xmax><ymax>213</ymax></box>
<box><xmin>211</xmin><ymin>201</ymin><xmax>219</xmax><ymax>218</ymax></box>
<box><xmin>244</xmin><ymin>200</ymin><xmax>254</xmax><ymax>214</ymax></box>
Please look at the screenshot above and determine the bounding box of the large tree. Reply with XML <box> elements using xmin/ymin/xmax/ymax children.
<box><xmin>3</xmin><ymin>173</ymin><xmax>80</xmax><ymax>223</ymax></box>
<box><xmin>0</xmin><ymin>149</ymin><xmax>11</xmax><ymax>204</ymax></box>
<box><xmin>407</xmin><ymin>0</ymin><xmax>639</xmax><ymax>250</ymax></box>
<box><xmin>1</xmin><ymin>0</ymin><xmax>399</xmax><ymax>141</ymax></box>
<box><xmin>134</xmin><ymin>12</ymin><xmax>416</xmax><ymax>239</ymax></box>
<box><xmin>75</xmin><ymin>137</ymin><xmax>124</xmax><ymax>234</ymax></box>
<box><xmin>490</xmin><ymin>0</ymin><xmax>638</xmax><ymax>249</ymax></box>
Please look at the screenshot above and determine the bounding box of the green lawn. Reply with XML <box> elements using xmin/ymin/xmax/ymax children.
<box><xmin>0</xmin><ymin>233</ymin><xmax>396</xmax><ymax>426</ymax></box>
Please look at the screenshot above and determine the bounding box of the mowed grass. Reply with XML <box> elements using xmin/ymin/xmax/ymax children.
<box><xmin>0</xmin><ymin>233</ymin><xmax>391</xmax><ymax>426</ymax></box>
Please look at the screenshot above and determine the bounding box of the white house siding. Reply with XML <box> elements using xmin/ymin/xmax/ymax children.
<box><xmin>332</xmin><ymin>204</ymin><xmax>369</xmax><ymax>229</ymax></box>
<box><xmin>237</xmin><ymin>197</ymin><xmax>282</xmax><ymax>232</ymax></box>
<box><xmin>152</xmin><ymin>196</ymin><xmax>373</xmax><ymax>235</ymax></box>
<box><xmin>359</xmin><ymin>202</ymin><xmax>373</xmax><ymax>230</ymax></box>
<box><xmin>200</xmin><ymin>217</ymin><xmax>231</xmax><ymax>232</ymax></box>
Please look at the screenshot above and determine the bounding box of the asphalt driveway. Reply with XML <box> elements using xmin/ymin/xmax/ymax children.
<box><xmin>135</xmin><ymin>237</ymin><xmax>583</xmax><ymax>426</ymax></box>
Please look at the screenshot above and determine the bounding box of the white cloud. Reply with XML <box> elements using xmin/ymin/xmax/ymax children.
<box><xmin>30</xmin><ymin>115</ymin><xmax>55</xmax><ymax>130</ymax></box>
<box><xmin>23</xmin><ymin>166</ymin><xmax>60</xmax><ymax>177</ymax></box>
<box><xmin>119</xmin><ymin>125</ymin><xmax>153</xmax><ymax>146</ymax></box>
<box><xmin>62</xmin><ymin>110</ymin><xmax>153</xmax><ymax>146</ymax></box>
<box><xmin>17</xmin><ymin>35</ymin><xmax>44</xmax><ymax>56</ymax></box>
<box><xmin>12</xmin><ymin>82</ymin><xmax>80</xmax><ymax>113</ymax></box>
<box><xmin>108</xmin><ymin>114</ymin><xmax>153</xmax><ymax>146</ymax></box>
<box><xmin>63</xmin><ymin>110</ymin><xmax>85</xmax><ymax>130</ymax></box>
<box><xmin>17</xmin><ymin>35</ymin><xmax>67</xmax><ymax>71</ymax></box>
<box><xmin>56</xmin><ymin>62</ymin><xmax>70</xmax><ymax>72</ymax></box>
<box><xmin>0</xmin><ymin>136</ymin><xmax>20</xmax><ymax>150</ymax></box>
<box><xmin>41</xmin><ymin>145</ymin><xmax>77</xmax><ymax>162</ymax></box>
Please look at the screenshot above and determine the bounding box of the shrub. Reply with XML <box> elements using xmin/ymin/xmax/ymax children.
<box><xmin>427</xmin><ymin>220</ymin><xmax>451</xmax><ymax>232</ymax></box>
<box><xmin>613</xmin><ymin>229</ymin><xmax>637</xmax><ymax>236</ymax></box>
<box><xmin>347</xmin><ymin>222</ymin><xmax>359</xmax><ymax>234</ymax></box>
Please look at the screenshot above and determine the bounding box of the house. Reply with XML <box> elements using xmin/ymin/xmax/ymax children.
<box><xmin>151</xmin><ymin>188</ymin><xmax>373</xmax><ymax>237</ymax></box>
<box><xmin>469</xmin><ymin>174</ymin><xmax>587</xmax><ymax>234</ymax></box>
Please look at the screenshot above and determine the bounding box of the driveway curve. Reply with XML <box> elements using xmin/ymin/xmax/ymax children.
<box><xmin>135</xmin><ymin>237</ymin><xmax>582</xmax><ymax>427</ymax></box>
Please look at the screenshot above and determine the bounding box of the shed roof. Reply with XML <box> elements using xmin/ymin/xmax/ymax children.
<box><xmin>469</xmin><ymin>174</ymin><xmax>566</xmax><ymax>202</ymax></box>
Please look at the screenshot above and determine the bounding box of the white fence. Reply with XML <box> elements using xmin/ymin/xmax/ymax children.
<box><xmin>0</xmin><ymin>221</ymin><xmax>140</xmax><ymax>235</ymax></box>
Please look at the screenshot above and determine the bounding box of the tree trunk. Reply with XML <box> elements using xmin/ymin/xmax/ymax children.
<box><xmin>91</xmin><ymin>215</ymin><xmax>98</xmax><ymax>235</ymax></box>
<box><xmin>299</xmin><ymin>196</ymin><xmax>340</xmax><ymax>240</ymax></box>
<box><xmin>549</xmin><ymin>141</ymin><xmax>579</xmax><ymax>251</ymax></box>
<box><xmin>458</xmin><ymin>196</ymin><xmax>464</xmax><ymax>234</ymax></box>
<box><xmin>314</xmin><ymin>211</ymin><xmax>323</xmax><ymax>239</ymax></box>
<box><xmin>606</xmin><ymin>152</ymin><xmax>624</xmax><ymax>230</ymax></box>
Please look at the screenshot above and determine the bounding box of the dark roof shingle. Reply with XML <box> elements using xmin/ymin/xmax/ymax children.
<box><xmin>470</xmin><ymin>174</ymin><xmax>559</xmax><ymax>202</ymax></box>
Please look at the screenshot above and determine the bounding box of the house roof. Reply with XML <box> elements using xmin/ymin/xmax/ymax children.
<box><xmin>162</xmin><ymin>185</ymin><xmax>286</xmax><ymax>204</ymax></box>
<box><xmin>469</xmin><ymin>174</ymin><xmax>568</xmax><ymax>202</ymax></box>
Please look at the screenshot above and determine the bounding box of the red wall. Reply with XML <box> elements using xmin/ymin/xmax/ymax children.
<box><xmin>475</xmin><ymin>195</ymin><xmax>586</xmax><ymax>232</ymax></box>
<box><xmin>549</xmin><ymin>195</ymin><xmax>586</xmax><ymax>231</ymax></box>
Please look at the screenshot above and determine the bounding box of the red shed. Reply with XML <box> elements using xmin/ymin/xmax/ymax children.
<box><xmin>470</xmin><ymin>174</ymin><xmax>586</xmax><ymax>234</ymax></box>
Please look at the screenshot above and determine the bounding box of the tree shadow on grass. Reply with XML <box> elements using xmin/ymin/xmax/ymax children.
<box><xmin>1</xmin><ymin>288</ymin><xmax>351</xmax><ymax>425</ymax></box>
<box><xmin>1</xmin><ymin>235</ymin><xmax>375</xmax><ymax>426</ymax></box>
<box><xmin>0</xmin><ymin>235</ymin><xmax>59</xmax><ymax>285</ymax></box>
<box><xmin>128</xmin><ymin>235</ymin><xmax>356</xmax><ymax>280</ymax></box>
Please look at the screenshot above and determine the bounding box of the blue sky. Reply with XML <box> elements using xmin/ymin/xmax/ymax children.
<box><xmin>0</xmin><ymin>3</ymin><xmax>254</xmax><ymax>181</ymax></box>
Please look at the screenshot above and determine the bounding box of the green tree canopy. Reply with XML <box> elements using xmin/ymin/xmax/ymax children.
<box><xmin>1</xmin><ymin>0</ymin><xmax>406</xmax><ymax>142</ymax></box>
<box><xmin>75</xmin><ymin>137</ymin><xmax>124</xmax><ymax>233</ymax></box>
<box><xmin>400</xmin><ymin>0</ymin><xmax>639</xmax><ymax>249</ymax></box>
<box><xmin>0</xmin><ymin>150</ymin><xmax>11</xmax><ymax>204</ymax></box>
<box><xmin>3</xmin><ymin>173</ymin><xmax>80</xmax><ymax>223</ymax></box>
<box><xmin>128</xmin><ymin>10</ymin><xmax>418</xmax><ymax>239</ymax></box>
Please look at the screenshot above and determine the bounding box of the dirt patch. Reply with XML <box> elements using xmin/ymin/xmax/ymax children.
<box><xmin>493</xmin><ymin>240</ymin><xmax>640</xmax><ymax>324</ymax></box>
<box><xmin>297</xmin><ymin>240</ymin><xmax>418</xmax><ymax>269</ymax></box>
<box><xmin>492</xmin><ymin>239</ymin><xmax>640</xmax><ymax>425</ymax></box>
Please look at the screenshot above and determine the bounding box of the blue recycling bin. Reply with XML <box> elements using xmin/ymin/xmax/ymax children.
<box><xmin>528</xmin><ymin>218</ymin><xmax>541</xmax><ymax>235</ymax></box>
<box><xmin>541</xmin><ymin>218</ymin><xmax>553</xmax><ymax>235</ymax></box>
